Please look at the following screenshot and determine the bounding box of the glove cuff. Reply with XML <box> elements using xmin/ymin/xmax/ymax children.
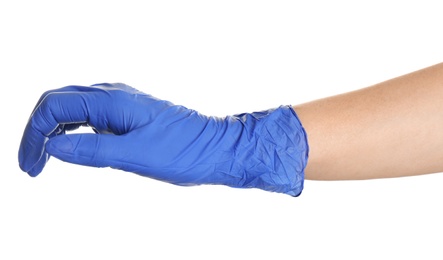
<box><xmin>215</xmin><ymin>105</ymin><xmax>309</xmax><ymax>196</ymax></box>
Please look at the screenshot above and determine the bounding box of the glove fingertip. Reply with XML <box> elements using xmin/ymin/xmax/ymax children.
<box><xmin>26</xmin><ymin>155</ymin><xmax>48</xmax><ymax>177</ymax></box>
<box><xmin>46</xmin><ymin>135</ymin><xmax>74</xmax><ymax>156</ymax></box>
<box><xmin>19</xmin><ymin>141</ymin><xmax>48</xmax><ymax>177</ymax></box>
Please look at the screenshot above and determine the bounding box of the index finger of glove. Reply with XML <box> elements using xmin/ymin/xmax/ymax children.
<box><xmin>18</xmin><ymin>87</ymin><xmax>101</xmax><ymax>174</ymax></box>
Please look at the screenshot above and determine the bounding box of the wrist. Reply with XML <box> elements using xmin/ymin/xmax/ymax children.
<box><xmin>211</xmin><ymin>105</ymin><xmax>309</xmax><ymax>196</ymax></box>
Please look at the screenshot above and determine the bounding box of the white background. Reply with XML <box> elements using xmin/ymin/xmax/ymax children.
<box><xmin>1</xmin><ymin>0</ymin><xmax>443</xmax><ymax>259</ymax></box>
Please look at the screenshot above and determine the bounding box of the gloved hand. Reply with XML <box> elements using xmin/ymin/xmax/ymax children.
<box><xmin>18</xmin><ymin>83</ymin><xmax>309</xmax><ymax>196</ymax></box>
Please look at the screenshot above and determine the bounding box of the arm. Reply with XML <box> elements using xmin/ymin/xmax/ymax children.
<box><xmin>294</xmin><ymin>62</ymin><xmax>443</xmax><ymax>180</ymax></box>
<box><xmin>18</xmin><ymin>63</ymin><xmax>443</xmax><ymax>196</ymax></box>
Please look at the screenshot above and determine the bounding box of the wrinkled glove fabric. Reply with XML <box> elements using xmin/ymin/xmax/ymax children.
<box><xmin>18</xmin><ymin>83</ymin><xmax>309</xmax><ymax>196</ymax></box>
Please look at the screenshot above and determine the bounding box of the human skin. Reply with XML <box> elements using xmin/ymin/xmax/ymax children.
<box><xmin>294</xmin><ymin>62</ymin><xmax>443</xmax><ymax>180</ymax></box>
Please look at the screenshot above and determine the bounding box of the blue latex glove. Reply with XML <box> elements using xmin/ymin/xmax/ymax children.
<box><xmin>18</xmin><ymin>83</ymin><xmax>309</xmax><ymax>196</ymax></box>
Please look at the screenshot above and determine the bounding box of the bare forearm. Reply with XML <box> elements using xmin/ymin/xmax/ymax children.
<box><xmin>294</xmin><ymin>62</ymin><xmax>443</xmax><ymax>180</ymax></box>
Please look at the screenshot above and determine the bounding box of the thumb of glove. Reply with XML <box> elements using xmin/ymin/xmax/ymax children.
<box><xmin>46</xmin><ymin>134</ymin><xmax>123</xmax><ymax>169</ymax></box>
